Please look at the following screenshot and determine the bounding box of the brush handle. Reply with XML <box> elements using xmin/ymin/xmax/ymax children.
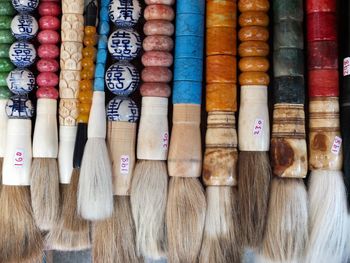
<box><xmin>137</xmin><ymin>97</ymin><xmax>168</xmax><ymax>160</ymax></box>
<box><xmin>58</xmin><ymin>98</ymin><xmax>78</xmax><ymax>126</ymax></box>
<box><xmin>108</xmin><ymin>121</ymin><xmax>136</xmax><ymax>196</ymax></box>
<box><xmin>62</xmin><ymin>0</ymin><xmax>84</xmax><ymax>15</ymax></box>
<box><xmin>0</xmin><ymin>99</ymin><xmax>8</xmax><ymax>157</ymax></box>
<box><xmin>203</xmin><ymin>112</ymin><xmax>237</xmax><ymax>186</ymax></box>
<box><xmin>58</xmin><ymin>125</ymin><xmax>77</xmax><ymax>183</ymax></box>
<box><xmin>59</xmin><ymin>68</ymin><xmax>81</xmax><ymax>99</ymax></box>
<box><xmin>88</xmin><ymin>91</ymin><xmax>106</xmax><ymax>138</ymax></box>
<box><xmin>32</xmin><ymin>99</ymin><xmax>58</xmax><ymax>158</ymax></box>
<box><xmin>309</xmin><ymin>97</ymin><xmax>342</xmax><ymax>170</ymax></box>
<box><xmin>2</xmin><ymin>119</ymin><xmax>32</xmax><ymax>185</ymax></box>
<box><xmin>168</xmin><ymin>104</ymin><xmax>202</xmax><ymax>177</ymax></box>
<box><xmin>61</xmin><ymin>14</ymin><xmax>84</xmax><ymax>43</ymax></box>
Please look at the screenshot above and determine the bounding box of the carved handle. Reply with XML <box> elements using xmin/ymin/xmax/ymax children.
<box><xmin>61</xmin><ymin>14</ymin><xmax>84</xmax><ymax>43</ymax></box>
<box><xmin>59</xmin><ymin>69</ymin><xmax>80</xmax><ymax>99</ymax></box>
<box><xmin>58</xmin><ymin>98</ymin><xmax>78</xmax><ymax>126</ymax></box>
<box><xmin>62</xmin><ymin>0</ymin><xmax>84</xmax><ymax>15</ymax></box>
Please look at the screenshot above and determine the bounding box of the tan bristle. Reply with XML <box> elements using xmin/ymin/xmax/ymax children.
<box><xmin>0</xmin><ymin>158</ymin><xmax>2</xmax><ymax>191</ymax></box>
<box><xmin>114</xmin><ymin>196</ymin><xmax>141</xmax><ymax>263</ymax></box>
<box><xmin>92</xmin><ymin>198</ymin><xmax>116</xmax><ymax>263</ymax></box>
<box><xmin>0</xmin><ymin>186</ymin><xmax>43</xmax><ymax>262</ymax></box>
<box><xmin>30</xmin><ymin>158</ymin><xmax>60</xmax><ymax>231</ymax></box>
<box><xmin>166</xmin><ymin>177</ymin><xmax>206</xmax><ymax>263</ymax></box>
<box><xmin>261</xmin><ymin>178</ymin><xmax>308</xmax><ymax>262</ymax></box>
<box><xmin>130</xmin><ymin>160</ymin><xmax>168</xmax><ymax>260</ymax></box>
<box><xmin>199</xmin><ymin>186</ymin><xmax>241</xmax><ymax>263</ymax></box>
<box><xmin>238</xmin><ymin>151</ymin><xmax>271</xmax><ymax>248</ymax></box>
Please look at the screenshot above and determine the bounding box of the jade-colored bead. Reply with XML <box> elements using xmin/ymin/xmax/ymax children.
<box><xmin>273</xmin><ymin>48</ymin><xmax>304</xmax><ymax>77</ymax></box>
<box><xmin>0</xmin><ymin>58</ymin><xmax>14</xmax><ymax>72</ymax></box>
<box><xmin>0</xmin><ymin>44</ymin><xmax>10</xmax><ymax>58</ymax></box>
<box><xmin>0</xmin><ymin>16</ymin><xmax>12</xmax><ymax>29</ymax></box>
<box><xmin>0</xmin><ymin>2</ymin><xmax>15</xmax><ymax>16</ymax></box>
<box><xmin>0</xmin><ymin>86</ymin><xmax>11</xmax><ymax>99</ymax></box>
<box><xmin>0</xmin><ymin>30</ymin><xmax>15</xmax><ymax>44</ymax></box>
<box><xmin>273</xmin><ymin>0</ymin><xmax>303</xmax><ymax>22</ymax></box>
<box><xmin>274</xmin><ymin>20</ymin><xmax>303</xmax><ymax>50</ymax></box>
<box><xmin>0</xmin><ymin>72</ymin><xmax>8</xmax><ymax>86</ymax></box>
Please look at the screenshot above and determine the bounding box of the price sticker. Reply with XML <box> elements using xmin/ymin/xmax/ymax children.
<box><xmin>162</xmin><ymin>132</ymin><xmax>169</xmax><ymax>149</ymax></box>
<box><xmin>344</xmin><ymin>57</ymin><xmax>350</xmax><ymax>76</ymax></box>
<box><xmin>120</xmin><ymin>155</ymin><xmax>129</xmax><ymax>175</ymax></box>
<box><xmin>331</xmin><ymin>136</ymin><xmax>342</xmax><ymax>155</ymax></box>
<box><xmin>14</xmin><ymin>149</ymin><xmax>24</xmax><ymax>167</ymax></box>
<box><xmin>253</xmin><ymin>119</ymin><xmax>264</xmax><ymax>136</ymax></box>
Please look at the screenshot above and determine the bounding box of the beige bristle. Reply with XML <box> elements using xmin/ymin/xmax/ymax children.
<box><xmin>199</xmin><ymin>186</ymin><xmax>241</xmax><ymax>263</ymax></box>
<box><xmin>114</xmin><ymin>196</ymin><xmax>141</xmax><ymax>263</ymax></box>
<box><xmin>305</xmin><ymin>170</ymin><xmax>348</xmax><ymax>263</ymax></box>
<box><xmin>92</xmin><ymin>198</ymin><xmax>117</xmax><ymax>263</ymax></box>
<box><xmin>166</xmin><ymin>177</ymin><xmax>206</xmax><ymax>263</ymax></box>
<box><xmin>130</xmin><ymin>160</ymin><xmax>168</xmax><ymax>260</ymax></box>
<box><xmin>30</xmin><ymin>158</ymin><xmax>60</xmax><ymax>231</ymax></box>
<box><xmin>0</xmin><ymin>186</ymin><xmax>43</xmax><ymax>262</ymax></box>
<box><xmin>261</xmin><ymin>178</ymin><xmax>308</xmax><ymax>262</ymax></box>
<box><xmin>0</xmin><ymin>158</ymin><xmax>2</xmax><ymax>191</ymax></box>
<box><xmin>238</xmin><ymin>151</ymin><xmax>271</xmax><ymax>248</ymax></box>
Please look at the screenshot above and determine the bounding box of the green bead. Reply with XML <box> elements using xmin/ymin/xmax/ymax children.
<box><xmin>0</xmin><ymin>72</ymin><xmax>8</xmax><ymax>86</ymax></box>
<box><xmin>0</xmin><ymin>2</ymin><xmax>15</xmax><ymax>16</ymax></box>
<box><xmin>0</xmin><ymin>86</ymin><xmax>11</xmax><ymax>99</ymax></box>
<box><xmin>0</xmin><ymin>59</ymin><xmax>13</xmax><ymax>72</ymax></box>
<box><xmin>0</xmin><ymin>30</ymin><xmax>15</xmax><ymax>44</ymax></box>
<box><xmin>0</xmin><ymin>44</ymin><xmax>10</xmax><ymax>58</ymax></box>
<box><xmin>0</xmin><ymin>16</ymin><xmax>12</xmax><ymax>29</ymax></box>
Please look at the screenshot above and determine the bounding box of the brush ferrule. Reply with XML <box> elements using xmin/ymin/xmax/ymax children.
<box><xmin>238</xmin><ymin>85</ymin><xmax>270</xmax><ymax>151</ymax></box>
<box><xmin>2</xmin><ymin>119</ymin><xmax>32</xmax><ymax>186</ymax></box>
<box><xmin>168</xmin><ymin>104</ymin><xmax>202</xmax><ymax>178</ymax></box>
<box><xmin>0</xmin><ymin>99</ymin><xmax>8</xmax><ymax>157</ymax></box>
<box><xmin>309</xmin><ymin>97</ymin><xmax>342</xmax><ymax>170</ymax></box>
<box><xmin>108</xmin><ymin>121</ymin><xmax>137</xmax><ymax>196</ymax></box>
<box><xmin>137</xmin><ymin>97</ymin><xmax>169</xmax><ymax>160</ymax></box>
<box><xmin>88</xmin><ymin>91</ymin><xmax>106</xmax><ymax>139</ymax></box>
<box><xmin>58</xmin><ymin>125</ymin><xmax>77</xmax><ymax>183</ymax></box>
<box><xmin>203</xmin><ymin>112</ymin><xmax>237</xmax><ymax>186</ymax></box>
<box><xmin>33</xmin><ymin>99</ymin><xmax>58</xmax><ymax>158</ymax></box>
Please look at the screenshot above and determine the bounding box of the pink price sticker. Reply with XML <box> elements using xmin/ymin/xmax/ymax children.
<box><xmin>344</xmin><ymin>57</ymin><xmax>350</xmax><ymax>76</ymax></box>
<box><xmin>14</xmin><ymin>149</ymin><xmax>24</xmax><ymax>167</ymax></box>
<box><xmin>162</xmin><ymin>132</ymin><xmax>169</xmax><ymax>149</ymax></box>
<box><xmin>253</xmin><ymin>119</ymin><xmax>264</xmax><ymax>136</ymax></box>
<box><xmin>120</xmin><ymin>155</ymin><xmax>130</xmax><ymax>175</ymax></box>
<box><xmin>331</xmin><ymin>136</ymin><xmax>342</xmax><ymax>155</ymax></box>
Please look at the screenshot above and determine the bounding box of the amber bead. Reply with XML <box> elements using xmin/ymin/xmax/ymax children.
<box><xmin>80</xmin><ymin>67</ymin><xmax>95</xmax><ymax>80</ymax></box>
<box><xmin>206</xmin><ymin>83</ymin><xmax>237</xmax><ymax>112</ymax></box>
<box><xmin>81</xmin><ymin>57</ymin><xmax>94</xmax><ymax>69</ymax></box>
<box><xmin>78</xmin><ymin>102</ymin><xmax>91</xmax><ymax>114</ymax></box>
<box><xmin>80</xmin><ymin>79</ymin><xmax>93</xmax><ymax>91</ymax></box>
<box><xmin>239</xmin><ymin>11</ymin><xmax>269</xmax><ymax>27</ymax></box>
<box><xmin>238</xmin><ymin>41</ymin><xmax>269</xmax><ymax>57</ymax></box>
<box><xmin>238</xmin><ymin>0</ymin><xmax>269</xmax><ymax>12</ymax></box>
<box><xmin>84</xmin><ymin>35</ymin><xmax>98</xmax><ymax>47</ymax></box>
<box><xmin>78</xmin><ymin>89</ymin><xmax>93</xmax><ymax>103</ymax></box>
<box><xmin>239</xmin><ymin>57</ymin><xmax>269</xmax><ymax>72</ymax></box>
<box><xmin>77</xmin><ymin>113</ymin><xmax>89</xmax><ymax>123</ymax></box>
<box><xmin>82</xmin><ymin>46</ymin><xmax>96</xmax><ymax>58</ymax></box>
<box><xmin>239</xmin><ymin>71</ymin><xmax>270</xmax><ymax>85</ymax></box>
<box><xmin>239</xmin><ymin>26</ymin><xmax>269</xmax><ymax>42</ymax></box>
<box><xmin>85</xmin><ymin>26</ymin><xmax>96</xmax><ymax>36</ymax></box>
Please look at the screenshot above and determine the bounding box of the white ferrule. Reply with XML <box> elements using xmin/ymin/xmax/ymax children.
<box><xmin>58</xmin><ymin>125</ymin><xmax>77</xmax><ymax>184</ymax></box>
<box><xmin>0</xmin><ymin>99</ymin><xmax>8</xmax><ymax>157</ymax></box>
<box><xmin>88</xmin><ymin>91</ymin><xmax>107</xmax><ymax>139</ymax></box>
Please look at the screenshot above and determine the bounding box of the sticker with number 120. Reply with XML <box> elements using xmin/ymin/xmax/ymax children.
<box><xmin>14</xmin><ymin>149</ymin><xmax>24</xmax><ymax>167</ymax></box>
<box><xmin>253</xmin><ymin>119</ymin><xmax>264</xmax><ymax>136</ymax></box>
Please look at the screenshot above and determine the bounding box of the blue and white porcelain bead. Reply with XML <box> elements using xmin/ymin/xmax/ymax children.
<box><xmin>108</xmin><ymin>29</ymin><xmax>141</xmax><ymax>61</ymax></box>
<box><xmin>106</xmin><ymin>96</ymin><xmax>139</xmax><ymax>122</ymax></box>
<box><xmin>109</xmin><ymin>0</ymin><xmax>141</xmax><ymax>28</ymax></box>
<box><xmin>11</xmin><ymin>14</ymin><xmax>38</xmax><ymax>41</ymax></box>
<box><xmin>6</xmin><ymin>95</ymin><xmax>34</xmax><ymax>118</ymax></box>
<box><xmin>9</xmin><ymin>41</ymin><xmax>36</xmax><ymax>68</ymax></box>
<box><xmin>6</xmin><ymin>68</ymin><xmax>35</xmax><ymax>95</ymax></box>
<box><xmin>105</xmin><ymin>62</ymin><xmax>139</xmax><ymax>96</ymax></box>
<box><xmin>12</xmin><ymin>0</ymin><xmax>39</xmax><ymax>13</ymax></box>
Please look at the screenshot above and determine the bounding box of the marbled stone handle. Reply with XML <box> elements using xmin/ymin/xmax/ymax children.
<box><xmin>203</xmin><ymin>112</ymin><xmax>237</xmax><ymax>186</ymax></box>
<box><xmin>59</xmin><ymin>98</ymin><xmax>78</xmax><ymax>126</ymax></box>
<box><xmin>271</xmin><ymin>104</ymin><xmax>307</xmax><ymax>178</ymax></box>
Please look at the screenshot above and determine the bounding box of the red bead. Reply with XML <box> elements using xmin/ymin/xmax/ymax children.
<box><xmin>37</xmin><ymin>59</ymin><xmax>59</xmax><ymax>72</ymax></box>
<box><xmin>37</xmin><ymin>72</ymin><xmax>59</xmax><ymax>86</ymax></box>
<box><xmin>39</xmin><ymin>16</ymin><xmax>60</xmax><ymax>30</ymax></box>
<box><xmin>142</xmin><ymin>51</ymin><xmax>173</xmax><ymax>67</ymax></box>
<box><xmin>37</xmin><ymin>87</ymin><xmax>59</xmax><ymax>99</ymax></box>
<box><xmin>38</xmin><ymin>44</ymin><xmax>60</xmax><ymax>59</ymax></box>
<box><xmin>141</xmin><ymin>67</ymin><xmax>172</xmax><ymax>83</ymax></box>
<box><xmin>307</xmin><ymin>12</ymin><xmax>337</xmax><ymax>42</ymax></box>
<box><xmin>308</xmin><ymin>41</ymin><xmax>338</xmax><ymax>70</ymax></box>
<box><xmin>38</xmin><ymin>30</ymin><xmax>60</xmax><ymax>44</ymax></box>
<box><xmin>306</xmin><ymin>0</ymin><xmax>336</xmax><ymax>14</ymax></box>
<box><xmin>39</xmin><ymin>2</ymin><xmax>61</xmax><ymax>16</ymax></box>
<box><xmin>140</xmin><ymin>82</ymin><xmax>171</xmax><ymax>97</ymax></box>
<box><xmin>308</xmin><ymin>69</ymin><xmax>339</xmax><ymax>97</ymax></box>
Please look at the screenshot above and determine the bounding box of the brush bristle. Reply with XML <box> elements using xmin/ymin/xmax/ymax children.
<box><xmin>238</xmin><ymin>151</ymin><xmax>271</xmax><ymax>248</ymax></box>
<box><xmin>0</xmin><ymin>158</ymin><xmax>2</xmax><ymax>191</ymax></box>
<box><xmin>305</xmin><ymin>170</ymin><xmax>348</xmax><ymax>263</ymax></box>
<box><xmin>92</xmin><ymin>197</ymin><xmax>117</xmax><ymax>263</ymax></box>
<box><xmin>30</xmin><ymin>158</ymin><xmax>60</xmax><ymax>231</ymax></box>
<box><xmin>166</xmin><ymin>177</ymin><xmax>206</xmax><ymax>263</ymax></box>
<box><xmin>199</xmin><ymin>186</ymin><xmax>241</xmax><ymax>263</ymax></box>
<box><xmin>114</xmin><ymin>196</ymin><xmax>141</xmax><ymax>263</ymax></box>
<box><xmin>0</xmin><ymin>186</ymin><xmax>43</xmax><ymax>262</ymax></box>
<box><xmin>130</xmin><ymin>160</ymin><xmax>168</xmax><ymax>260</ymax></box>
<box><xmin>78</xmin><ymin>138</ymin><xmax>113</xmax><ymax>220</ymax></box>
<box><xmin>261</xmin><ymin>178</ymin><xmax>308</xmax><ymax>262</ymax></box>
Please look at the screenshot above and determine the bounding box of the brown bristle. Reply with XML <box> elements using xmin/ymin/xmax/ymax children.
<box><xmin>30</xmin><ymin>158</ymin><xmax>60</xmax><ymax>231</ymax></box>
<box><xmin>261</xmin><ymin>178</ymin><xmax>308</xmax><ymax>262</ymax></box>
<box><xmin>238</xmin><ymin>151</ymin><xmax>271</xmax><ymax>248</ymax></box>
<box><xmin>166</xmin><ymin>177</ymin><xmax>206</xmax><ymax>263</ymax></box>
<box><xmin>199</xmin><ymin>186</ymin><xmax>241</xmax><ymax>263</ymax></box>
<box><xmin>114</xmin><ymin>196</ymin><xmax>141</xmax><ymax>263</ymax></box>
<box><xmin>0</xmin><ymin>186</ymin><xmax>43</xmax><ymax>262</ymax></box>
<box><xmin>130</xmin><ymin>160</ymin><xmax>168</xmax><ymax>260</ymax></box>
